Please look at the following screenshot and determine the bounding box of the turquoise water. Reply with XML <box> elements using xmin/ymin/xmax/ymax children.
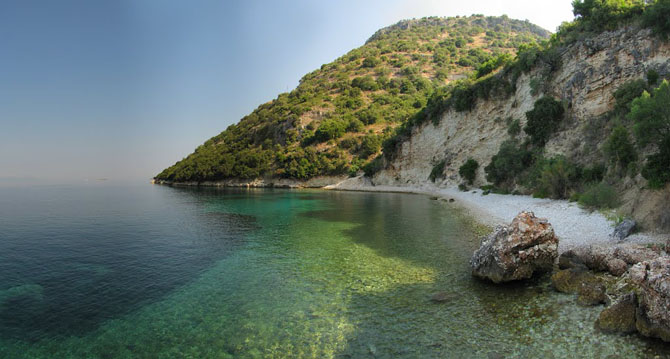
<box><xmin>0</xmin><ymin>184</ymin><xmax>669</xmax><ymax>358</ymax></box>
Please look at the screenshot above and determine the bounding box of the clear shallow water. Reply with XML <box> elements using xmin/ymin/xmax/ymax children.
<box><xmin>0</xmin><ymin>184</ymin><xmax>669</xmax><ymax>358</ymax></box>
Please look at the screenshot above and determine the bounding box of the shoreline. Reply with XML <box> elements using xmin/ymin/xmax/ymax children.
<box><xmin>324</xmin><ymin>177</ymin><xmax>664</xmax><ymax>253</ymax></box>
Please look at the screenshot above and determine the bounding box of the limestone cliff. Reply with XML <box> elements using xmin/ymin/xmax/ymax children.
<box><xmin>371</xmin><ymin>26</ymin><xmax>670</xmax><ymax>231</ymax></box>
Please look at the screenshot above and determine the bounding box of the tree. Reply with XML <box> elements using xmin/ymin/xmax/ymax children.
<box><xmin>603</xmin><ymin>124</ymin><xmax>637</xmax><ymax>170</ymax></box>
<box><xmin>459</xmin><ymin>158</ymin><xmax>479</xmax><ymax>184</ymax></box>
<box><xmin>524</xmin><ymin>97</ymin><xmax>564</xmax><ymax>146</ymax></box>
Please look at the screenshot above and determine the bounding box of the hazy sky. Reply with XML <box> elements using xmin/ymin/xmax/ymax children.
<box><xmin>0</xmin><ymin>0</ymin><xmax>574</xmax><ymax>183</ymax></box>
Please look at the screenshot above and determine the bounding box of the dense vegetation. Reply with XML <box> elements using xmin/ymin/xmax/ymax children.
<box><xmin>155</xmin><ymin>16</ymin><xmax>550</xmax><ymax>182</ymax></box>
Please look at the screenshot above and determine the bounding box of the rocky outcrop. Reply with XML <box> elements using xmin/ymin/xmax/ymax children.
<box><xmin>471</xmin><ymin>211</ymin><xmax>558</xmax><ymax>283</ymax></box>
<box><xmin>629</xmin><ymin>256</ymin><xmax>670</xmax><ymax>341</ymax></box>
<box><xmin>372</xmin><ymin>25</ymin><xmax>670</xmax><ymax>233</ymax></box>
<box><xmin>558</xmin><ymin>243</ymin><xmax>662</xmax><ymax>276</ymax></box>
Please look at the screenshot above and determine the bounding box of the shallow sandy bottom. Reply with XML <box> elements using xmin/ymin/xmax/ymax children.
<box><xmin>327</xmin><ymin>177</ymin><xmax>664</xmax><ymax>253</ymax></box>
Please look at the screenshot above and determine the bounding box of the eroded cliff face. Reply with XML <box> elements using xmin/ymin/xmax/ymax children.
<box><xmin>372</xmin><ymin>27</ymin><xmax>670</xmax><ymax>231</ymax></box>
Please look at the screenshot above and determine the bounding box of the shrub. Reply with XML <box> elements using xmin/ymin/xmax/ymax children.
<box><xmin>613</xmin><ymin>79</ymin><xmax>647</xmax><ymax>114</ymax></box>
<box><xmin>351</xmin><ymin>76</ymin><xmax>379</xmax><ymax>91</ymax></box>
<box><xmin>631</xmin><ymin>80</ymin><xmax>670</xmax><ymax>147</ymax></box>
<box><xmin>643</xmin><ymin>0</ymin><xmax>670</xmax><ymax>39</ymax></box>
<box><xmin>641</xmin><ymin>136</ymin><xmax>670</xmax><ymax>188</ymax></box>
<box><xmin>578</xmin><ymin>182</ymin><xmax>620</xmax><ymax>209</ymax></box>
<box><xmin>362</xmin><ymin>57</ymin><xmax>381</xmax><ymax>68</ymax></box>
<box><xmin>603</xmin><ymin>124</ymin><xmax>637</xmax><ymax>170</ymax></box>
<box><xmin>314</xmin><ymin>119</ymin><xmax>347</xmax><ymax>142</ymax></box>
<box><xmin>363</xmin><ymin>156</ymin><xmax>384</xmax><ymax>177</ymax></box>
<box><xmin>429</xmin><ymin>160</ymin><xmax>447</xmax><ymax>182</ymax></box>
<box><xmin>532</xmin><ymin>156</ymin><xmax>580</xmax><ymax>199</ymax></box>
<box><xmin>524</xmin><ymin>97</ymin><xmax>564</xmax><ymax>146</ymax></box>
<box><xmin>346</xmin><ymin>118</ymin><xmax>365</xmax><ymax>132</ymax></box>
<box><xmin>647</xmin><ymin>69</ymin><xmax>660</xmax><ymax>86</ymax></box>
<box><xmin>459</xmin><ymin>158</ymin><xmax>479</xmax><ymax>184</ymax></box>
<box><xmin>484</xmin><ymin>141</ymin><xmax>534</xmax><ymax>187</ymax></box>
<box><xmin>507</xmin><ymin>118</ymin><xmax>521</xmax><ymax>137</ymax></box>
<box><xmin>359</xmin><ymin>135</ymin><xmax>382</xmax><ymax>158</ymax></box>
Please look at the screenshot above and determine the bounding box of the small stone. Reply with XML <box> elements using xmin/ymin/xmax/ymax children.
<box><xmin>577</xmin><ymin>281</ymin><xmax>607</xmax><ymax>306</ymax></box>
<box><xmin>448</xmin><ymin>198</ymin><xmax>455</xmax><ymax>202</ymax></box>
<box><xmin>430</xmin><ymin>291</ymin><xmax>453</xmax><ymax>303</ymax></box>
<box><xmin>551</xmin><ymin>268</ymin><xmax>596</xmax><ymax>293</ymax></box>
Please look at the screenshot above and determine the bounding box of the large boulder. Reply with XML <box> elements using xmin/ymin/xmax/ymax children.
<box><xmin>471</xmin><ymin>211</ymin><xmax>559</xmax><ymax>283</ymax></box>
<box><xmin>629</xmin><ymin>256</ymin><xmax>670</xmax><ymax>341</ymax></box>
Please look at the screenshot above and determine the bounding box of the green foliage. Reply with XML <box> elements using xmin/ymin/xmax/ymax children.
<box><xmin>484</xmin><ymin>141</ymin><xmax>534</xmax><ymax>187</ymax></box>
<box><xmin>631</xmin><ymin>80</ymin><xmax>670</xmax><ymax>147</ymax></box>
<box><xmin>155</xmin><ymin>16</ymin><xmax>551</xmax><ymax>182</ymax></box>
<box><xmin>641</xmin><ymin>136</ymin><xmax>670</xmax><ymax>188</ymax></box>
<box><xmin>613</xmin><ymin>79</ymin><xmax>647</xmax><ymax>114</ymax></box>
<box><xmin>603</xmin><ymin>124</ymin><xmax>637</xmax><ymax>169</ymax></box>
<box><xmin>642</xmin><ymin>0</ymin><xmax>670</xmax><ymax>38</ymax></box>
<box><xmin>647</xmin><ymin>69</ymin><xmax>660</xmax><ymax>86</ymax></box>
<box><xmin>351</xmin><ymin>76</ymin><xmax>379</xmax><ymax>91</ymax></box>
<box><xmin>531</xmin><ymin>156</ymin><xmax>580</xmax><ymax>199</ymax></box>
<box><xmin>524</xmin><ymin>97</ymin><xmax>565</xmax><ymax>146</ymax></box>
<box><xmin>459</xmin><ymin>159</ymin><xmax>479</xmax><ymax>184</ymax></box>
<box><xmin>475</xmin><ymin>53</ymin><xmax>513</xmax><ymax>78</ymax></box>
<box><xmin>507</xmin><ymin>118</ymin><xmax>521</xmax><ymax>137</ymax></box>
<box><xmin>578</xmin><ymin>182</ymin><xmax>620</xmax><ymax>209</ymax></box>
<box><xmin>359</xmin><ymin>135</ymin><xmax>382</xmax><ymax>158</ymax></box>
<box><xmin>314</xmin><ymin>119</ymin><xmax>347</xmax><ymax>143</ymax></box>
<box><xmin>429</xmin><ymin>160</ymin><xmax>447</xmax><ymax>182</ymax></box>
<box><xmin>363</xmin><ymin>156</ymin><xmax>384</xmax><ymax>177</ymax></box>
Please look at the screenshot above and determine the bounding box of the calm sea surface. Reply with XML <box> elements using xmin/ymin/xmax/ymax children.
<box><xmin>0</xmin><ymin>183</ymin><xmax>668</xmax><ymax>358</ymax></box>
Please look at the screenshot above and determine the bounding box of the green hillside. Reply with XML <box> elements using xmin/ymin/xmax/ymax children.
<box><xmin>155</xmin><ymin>15</ymin><xmax>550</xmax><ymax>182</ymax></box>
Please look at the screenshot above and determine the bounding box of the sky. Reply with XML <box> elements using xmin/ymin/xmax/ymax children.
<box><xmin>0</xmin><ymin>0</ymin><xmax>574</xmax><ymax>183</ymax></box>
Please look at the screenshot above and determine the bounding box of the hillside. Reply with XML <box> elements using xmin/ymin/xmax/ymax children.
<box><xmin>154</xmin><ymin>16</ymin><xmax>550</xmax><ymax>183</ymax></box>
<box><xmin>359</xmin><ymin>0</ymin><xmax>670</xmax><ymax>232</ymax></box>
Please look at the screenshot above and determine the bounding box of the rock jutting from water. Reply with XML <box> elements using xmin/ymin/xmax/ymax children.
<box><xmin>629</xmin><ymin>256</ymin><xmax>670</xmax><ymax>341</ymax></box>
<box><xmin>470</xmin><ymin>211</ymin><xmax>559</xmax><ymax>283</ymax></box>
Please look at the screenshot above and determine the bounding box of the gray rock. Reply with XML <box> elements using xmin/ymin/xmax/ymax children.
<box><xmin>471</xmin><ymin>211</ymin><xmax>558</xmax><ymax>283</ymax></box>
<box><xmin>630</xmin><ymin>257</ymin><xmax>670</xmax><ymax>341</ymax></box>
<box><xmin>611</xmin><ymin>219</ymin><xmax>636</xmax><ymax>241</ymax></box>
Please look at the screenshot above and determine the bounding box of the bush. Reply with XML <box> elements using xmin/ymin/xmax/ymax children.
<box><xmin>524</xmin><ymin>97</ymin><xmax>564</xmax><ymax>146</ymax></box>
<box><xmin>359</xmin><ymin>135</ymin><xmax>382</xmax><ymax>158</ymax></box>
<box><xmin>613</xmin><ymin>79</ymin><xmax>647</xmax><ymax>114</ymax></box>
<box><xmin>507</xmin><ymin>118</ymin><xmax>521</xmax><ymax>137</ymax></box>
<box><xmin>578</xmin><ymin>182</ymin><xmax>620</xmax><ymax>209</ymax></box>
<box><xmin>363</xmin><ymin>156</ymin><xmax>384</xmax><ymax>177</ymax></box>
<box><xmin>362</xmin><ymin>57</ymin><xmax>381</xmax><ymax>68</ymax></box>
<box><xmin>459</xmin><ymin>158</ymin><xmax>479</xmax><ymax>184</ymax></box>
<box><xmin>631</xmin><ymin>80</ymin><xmax>670</xmax><ymax>147</ymax></box>
<box><xmin>351</xmin><ymin>76</ymin><xmax>379</xmax><ymax>91</ymax></box>
<box><xmin>643</xmin><ymin>0</ymin><xmax>670</xmax><ymax>38</ymax></box>
<box><xmin>314</xmin><ymin>119</ymin><xmax>347</xmax><ymax>142</ymax></box>
<box><xmin>641</xmin><ymin>136</ymin><xmax>670</xmax><ymax>188</ymax></box>
<box><xmin>603</xmin><ymin>124</ymin><xmax>637</xmax><ymax>170</ymax></box>
<box><xmin>346</xmin><ymin>118</ymin><xmax>365</xmax><ymax>132</ymax></box>
<box><xmin>484</xmin><ymin>141</ymin><xmax>534</xmax><ymax>187</ymax></box>
<box><xmin>647</xmin><ymin>69</ymin><xmax>660</xmax><ymax>86</ymax></box>
<box><xmin>429</xmin><ymin>159</ymin><xmax>447</xmax><ymax>182</ymax></box>
<box><xmin>532</xmin><ymin>156</ymin><xmax>580</xmax><ymax>199</ymax></box>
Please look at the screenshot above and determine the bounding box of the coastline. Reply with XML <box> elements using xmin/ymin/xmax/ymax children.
<box><xmin>325</xmin><ymin>176</ymin><xmax>663</xmax><ymax>253</ymax></box>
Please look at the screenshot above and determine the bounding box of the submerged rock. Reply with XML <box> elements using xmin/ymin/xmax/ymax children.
<box><xmin>551</xmin><ymin>268</ymin><xmax>596</xmax><ymax>293</ymax></box>
<box><xmin>430</xmin><ymin>291</ymin><xmax>455</xmax><ymax>303</ymax></box>
<box><xmin>470</xmin><ymin>211</ymin><xmax>558</xmax><ymax>283</ymax></box>
<box><xmin>577</xmin><ymin>281</ymin><xmax>607</xmax><ymax>306</ymax></box>
<box><xmin>630</xmin><ymin>257</ymin><xmax>670</xmax><ymax>341</ymax></box>
<box><xmin>596</xmin><ymin>293</ymin><xmax>637</xmax><ymax>334</ymax></box>
<box><xmin>611</xmin><ymin>219</ymin><xmax>636</xmax><ymax>241</ymax></box>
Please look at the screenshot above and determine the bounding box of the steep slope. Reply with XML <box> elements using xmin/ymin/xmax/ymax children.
<box><xmin>367</xmin><ymin>1</ymin><xmax>670</xmax><ymax>231</ymax></box>
<box><xmin>155</xmin><ymin>16</ymin><xmax>550</xmax><ymax>184</ymax></box>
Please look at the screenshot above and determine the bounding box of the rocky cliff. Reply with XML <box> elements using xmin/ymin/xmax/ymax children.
<box><xmin>369</xmin><ymin>26</ymin><xmax>670</xmax><ymax>232</ymax></box>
